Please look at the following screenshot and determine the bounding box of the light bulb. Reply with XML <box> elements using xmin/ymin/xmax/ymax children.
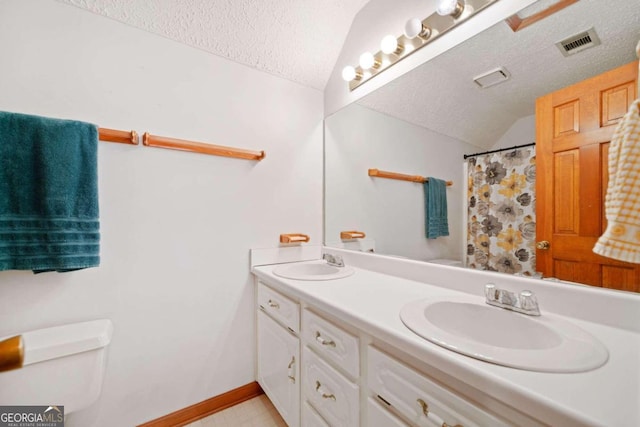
<box><xmin>341</xmin><ymin>66</ymin><xmax>357</xmax><ymax>82</ymax></box>
<box><xmin>341</xmin><ymin>65</ymin><xmax>364</xmax><ymax>82</ymax></box>
<box><xmin>404</xmin><ymin>18</ymin><xmax>431</xmax><ymax>39</ymax></box>
<box><xmin>437</xmin><ymin>0</ymin><xmax>464</xmax><ymax>18</ymax></box>
<box><xmin>381</xmin><ymin>35</ymin><xmax>401</xmax><ymax>55</ymax></box>
<box><xmin>359</xmin><ymin>52</ymin><xmax>378</xmax><ymax>70</ymax></box>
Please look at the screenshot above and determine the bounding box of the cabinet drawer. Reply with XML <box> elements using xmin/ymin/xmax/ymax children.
<box><xmin>258</xmin><ymin>282</ymin><xmax>300</xmax><ymax>333</ymax></box>
<box><xmin>302</xmin><ymin>401</ymin><xmax>330</xmax><ymax>427</ymax></box>
<box><xmin>368</xmin><ymin>397</ymin><xmax>408</xmax><ymax>427</ymax></box>
<box><xmin>368</xmin><ymin>347</ymin><xmax>507</xmax><ymax>427</ymax></box>
<box><xmin>303</xmin><ymin>346</ymin><xmax>359</xmax><ymax>427</ymax></box>
<box><xmin>302</xmin><ymin>309</ymin><xmax>359</xmax><ymax>379</ymax></box>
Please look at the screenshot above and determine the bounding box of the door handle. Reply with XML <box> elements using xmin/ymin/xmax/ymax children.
<box><xmin>536</xmin><ymin>241</ymin><xmax>550</xmax><ymax>250</ymax></box>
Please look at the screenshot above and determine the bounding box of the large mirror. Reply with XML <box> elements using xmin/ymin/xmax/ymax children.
<box><xmin>325</xmin><ymin>0</ymin><xmax>640</xmax><ymax>292</ymax></box>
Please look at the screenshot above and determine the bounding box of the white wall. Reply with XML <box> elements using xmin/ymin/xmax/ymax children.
<box><xmin>325</xmin><ymin>104</ymin><xmax>477</xmax><ymax>262</ymax></box>
<box><xmin>0</xmin><ymin>1</ymin><xmax>322</xmax><ymax>426</ymax></box>
<box><xmin>490</xmin><ymin>115</ymin><xmax>536</xmax><ymax>151</ymax></box>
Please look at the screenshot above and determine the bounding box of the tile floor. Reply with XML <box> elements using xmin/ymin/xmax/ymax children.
<box><xmin>185</xmin><ymin>394</ymin><xmax>287</xmax><ymax>427</ymax></box>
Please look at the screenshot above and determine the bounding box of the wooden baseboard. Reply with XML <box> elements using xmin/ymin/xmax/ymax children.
<box><xmin>138</xmin><ymin>382</ymin><xmax>264</xmax><ymax>427</ymax></box>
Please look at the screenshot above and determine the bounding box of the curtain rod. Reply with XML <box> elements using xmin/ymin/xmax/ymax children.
<box><xmin>463</xmin><ymin>142</ymin><xmax>535</xmax><ymax>160</ymax></box>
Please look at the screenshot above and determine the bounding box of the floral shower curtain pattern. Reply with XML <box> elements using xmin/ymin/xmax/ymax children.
<box><xmin>467</xmin><ymin>147</ymin><xmax>536</xmax><ymax>275</ymax></box>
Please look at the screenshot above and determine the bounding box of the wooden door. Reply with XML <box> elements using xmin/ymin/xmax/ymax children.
<box><xmin>536</xmin><ymin>60</ymin><xmax>640</xmax><ymax>292</ymax></box>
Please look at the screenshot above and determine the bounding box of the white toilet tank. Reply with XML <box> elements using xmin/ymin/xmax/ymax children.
<box><xmin>0</xmin><ymin>319</ymin><xmax>113</xmax><ymax>415</ymax></box>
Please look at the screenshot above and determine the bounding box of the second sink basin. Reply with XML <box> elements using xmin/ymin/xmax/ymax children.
<box><xmin>273</xmin><ymin>261</ymin><xmax>354</xmax><ymax>281</ymax></box>
<box><xmin>400</xmin><ymin>294</ymin><xmax>608</xmax><ymax>372</ymax></box>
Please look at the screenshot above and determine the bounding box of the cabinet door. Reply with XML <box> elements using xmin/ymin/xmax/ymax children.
<box><xmin>257</xmin><ymin>310</ymin><xmax>300</xmax><ymax>427</ymax></box>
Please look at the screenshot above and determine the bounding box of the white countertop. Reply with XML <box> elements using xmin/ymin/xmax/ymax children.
<box><xmin>253</xmin><ymin>262</ymin><xmax>640</xmax><ymax>427</ymax></box>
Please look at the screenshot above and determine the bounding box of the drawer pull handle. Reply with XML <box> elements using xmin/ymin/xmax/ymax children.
<box><xmin>315</xmin><ymin>380</ymin><xmax>336</xmax><ymax>401</ymax></box>
<box><xmin>268</xmin><ymin>299</ymin><xmax>280</xmax><ymax>309</ymax></box>
<box><xmin>417</xmin><ymin>398</ymin><xmax>429</xmax><ymax>416</ymax></box>
<box><xmin>287</xmin><ymin>356</ymin><xmax>296</xmax><ymax>383</ymax></box>
<box><xmin>418</xmin><ymin>397</ymin><xmax>464</xmax><ymax>427</ymax></box>
<box><xmin>315</xmin><ymin>331</ymin><xmax>336</xmax><ymax>347</ymax></box>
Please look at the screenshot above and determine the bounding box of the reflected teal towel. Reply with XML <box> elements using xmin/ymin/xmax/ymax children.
<box><xmin>0</xmin><ymin>111</ymin><xmax>100</xmax><ymax>272</ymax></box>
<box><xmin>424</xmin><ymin>177</ymin><xmax>449</xmax><ymax>239</ymax></box>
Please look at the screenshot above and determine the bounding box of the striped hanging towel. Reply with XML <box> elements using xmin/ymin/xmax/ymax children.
<box><xmin>593</xmin><ymin>99</ymin><xmax>640</xmax><ymax>263</ymax></box>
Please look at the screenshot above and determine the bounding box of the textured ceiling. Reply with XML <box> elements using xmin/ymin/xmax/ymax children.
<box><xmin>358</xmin><ymin>0</ymin><xmax>640</xmax><ymax>149</ymax></box>
<box><xmin>58</xmin><ymin>0</ymin><xmax>370</xmax><ymax>90</ymax></box>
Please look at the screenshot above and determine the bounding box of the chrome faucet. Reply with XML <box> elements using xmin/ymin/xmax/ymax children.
<box><xmin>322</xmin><ymin>253</ymin><xmax>345</xmax><ymax>267</ymax></box>
<box><xmin>484</xmin><ymin>284</ymin><xmax>540</xmax><ymax>316</ymax></box>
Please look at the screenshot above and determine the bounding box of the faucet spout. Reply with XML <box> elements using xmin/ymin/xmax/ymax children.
<box><xmin>322</xmin><ymin>253</ymin><xmax>345</xmax><ymax>267</ymax></box>
<box><xmin>484</xmin><ymin>284</ymin><xmax>541</xmax><ymax>316</ymax></box>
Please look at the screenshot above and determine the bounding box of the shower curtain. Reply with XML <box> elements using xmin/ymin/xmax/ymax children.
<box><xmin>466</xmin><ymin>147</ymin><xmax>537</xmax><ymax>275</ymax></box>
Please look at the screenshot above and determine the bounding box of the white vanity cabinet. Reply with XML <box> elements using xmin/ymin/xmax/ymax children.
<box><xmin>256</xmin><ymin>283</ymin><xmax>300</xmax><ymax>427</ymax></box>
<box><xmin>256</xmin><ymin>279</ymin><xmax>507</xmax><ymax>427</ymax></box>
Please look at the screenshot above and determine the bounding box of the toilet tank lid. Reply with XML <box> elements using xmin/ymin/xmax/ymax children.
<box><xmin>15</xmin><ymin>320</ymin><xmax>113</xmax><ymax>366</ymax></box>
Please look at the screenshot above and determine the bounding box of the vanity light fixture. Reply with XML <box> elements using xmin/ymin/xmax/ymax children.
<box><xmin>437</xmin><ymin>0</ymin><xmax>465</xmax><ymax>18</ymax></box>
<box><xmin>343</xmin><ymin>0</ymin><xmax>499</xmax><ymax>91</ymax></box>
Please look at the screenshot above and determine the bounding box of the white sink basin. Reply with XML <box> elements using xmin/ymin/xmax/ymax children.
<box><xmin>273</xmin><ymin>261</ymin><xmax>355</xmax><ymax>281</ymax></box>
<box><xmin>400</xmin><ymin>295</ymin><xmax>608</xmax><ymax>372</ymax></box>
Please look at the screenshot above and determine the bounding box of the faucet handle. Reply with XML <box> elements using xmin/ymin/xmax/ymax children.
<box><xmin>519</xmin><ymin>290</ymin><xmax>540</xmax><ymax>315</ymax></box>
<box><xmin>484</xmin><ymin>283</ymin><xmax>496</xmax><ymax>301</ymax></box>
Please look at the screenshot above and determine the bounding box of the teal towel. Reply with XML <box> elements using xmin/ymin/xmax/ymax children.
<box><xmin>0</xmin><ymin>111</ymin><xmax>100</xmax><ymax>272</ymax></box>
<box><xmin>424</xmin><ymin>177</ymin><xmax>449</xmax><ymax>239</ymax></box>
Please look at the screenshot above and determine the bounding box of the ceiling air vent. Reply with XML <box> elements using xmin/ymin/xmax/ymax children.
<box><xmin>473</xmin><ymin>67</ymin><xmax>511</xmax><ymax>89</ymax></box>
<box><xmin>556</xmin><ymin>28</ymin><xmax>601</xmax><ymax>57</ymax></box>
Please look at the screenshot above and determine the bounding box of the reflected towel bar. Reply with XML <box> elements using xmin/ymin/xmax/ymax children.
<box><xmin>505</xmin><ymin>0</ymin><xmax>578</xmax><ymax>32</ymax></box>
<box><xmin>341</xmin><ymin>231</ymin><xmax>366</xmax><ymax>240</ymax></box>
<box><xmin>368</xmin><ymin>169</ymin><xmax>452</xmax><ymax>186</ymax></box>
<box><xmin>143</xmin><ymin>132</ymin><xmax>265</xmax><ymax>161</ymax></box>
<box><xmin>98</xmin><ymin>128</ymin><xmax>139</xmax><ymax>145</ymax></box>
